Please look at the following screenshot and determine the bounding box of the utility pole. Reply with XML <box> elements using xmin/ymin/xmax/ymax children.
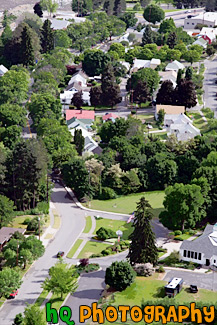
<box><xmin>16</xmin><ymin>242</ymin><xmax>19</xmax><ymax>266</ymax></box>
<box><xmin>38</xmin><ymin>216</ymin><xmax>41</xmax><ymax>241</ymax></box>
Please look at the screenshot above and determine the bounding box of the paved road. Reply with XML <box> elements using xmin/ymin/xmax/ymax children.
<box><xmin>203</xmin><ymin>56</ymin><xmax>217</xmax><ymax>113</ymax></box>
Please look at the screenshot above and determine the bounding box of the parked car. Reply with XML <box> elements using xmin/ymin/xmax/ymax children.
<box><xmin>9</xmin><ymin>289</ymin><xmax>18</xmax><ymax>299</ymax></box>
<box><xmin>190</xmin><ymin>285</ymin><xmax>198</xmax><ymax>293</ymax></box>
<box><xmin>57</xmin><ymin>251</ymin><xmax>64</xmax><ymax>258</ymax></box>
<box><xmin>187</xmin><ymin>15</ymin><xmax>193</xmax><ymax>18</ymax></box>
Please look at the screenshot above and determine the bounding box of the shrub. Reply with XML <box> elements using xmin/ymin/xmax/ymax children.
<box><xmin>174</xmin><ymin>230</ymin><xmax>182</xmax><ymax>236</ymax></box>
<box><xmin>79</xmin><ymin>258</ymin><xmax>89</xmax><ymax>267</ymax></box>
<box><xmin>160</xmin><ymin>251</ymin><xmax>179</xmax><ymax>266</ymax></box>
<box><xmin>27</xmin><ymin>217</ymin><xmax>39</xmax><ymax>232</ymax></box>
<box><xmin>174</xmin><ymin>236</ymin><xmax>183</xmax><ymax>241</ymax></box>
<box><xmin>156</xmin><ymin>265</ymin><xmax>165</xmax><ymax>273</ymax></box>
<box><xmin>189</xmin><ymin>229</ymin><xmax>196</xmax><ymax>235</ymax></box>
<box><xmin>105</xmin><ymin>261</ymin><xmax>136</xmax><ymax>291</ymax></box>
<box><xmin>36</xmin><ymin>201</ymin><xmax>49</xmax><ymax>214</ymax></box>
<box><xmin>99</xmin><ymin>187</ymin><xmax>117</xmax><ymax>200</ymax></box>
<box><xmin>23</xmin><ymin>218</ymin><xmax>31</xmax><ymax>225</ymax></box>
<box><xmin>96</xmin><ymin>227</ymin><xmax>117</xmax><ymax>240</ymax></box>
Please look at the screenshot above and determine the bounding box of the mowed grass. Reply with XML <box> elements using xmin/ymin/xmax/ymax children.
<box><xmin>10</xmin><ymin>215</ymin><xmax>33</xmax><ymax>229</ymax></box>
<box><xmin>83</xmin><ymin>216</ymin><xmax>92</xmax><ymax>233</ymax></box>
<box><xmin>190</xmin><ymin>112</ymin><xmax>208</xmax><ymax>133</ymax></box>
<box><xmin>67</xmin><ymin>239</ymin><xmax>83</xmax><ymax>258</ymax></box>
<box><xmin>52</xmin><ymin>209</ymin><xmax>61</xmax><ymax>229</ymax></box>
<box><xmin>35</xmin><ymin>289</ymin><xmax>49</xmax><ymax>307</ymax></box>
<box><xmin>78</xmin><ymin>241</ymin><xmax>110</xmax><ymax>258</ymax></box>
<box><xmin>86</xmin><ymin>191</ymin><xmax>165</xmax><ymax>218</ymax></box>
<box><xmin>134</xmin><ymin>113</ymin><xmax>159</xmax><ymax>131</ymax></box>
<box><xmin>94</xmin><ymin>218</ymin><xmax>132</xmax><ymax>240</ymax></box>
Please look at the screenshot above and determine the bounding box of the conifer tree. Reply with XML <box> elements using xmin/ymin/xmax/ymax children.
<box><xmin>40</xmin><ymin>19</ymin><xmax>54</xmax><ymax>53</ymax></box>
<box><xmin>156</xmin><ymin>80</ymin><xmax>175</xmax><ymax>105</ymax></box>
<box><xmin>167</xmin><ymin>31</ymin><xmax>178</xmax><ymax>49</ymax></box>
<box><xmin>128</xmin><ymin>196</ymin><xmax>158</xmax><ymax>266</ymax></box>
<box><xmin>74</xmin><ymin>129</ymin><xmax>84</xmax><ymax>155</ymax></box>
<box><xmin>20</xmin><ymin>26</ymin><xmax>34</xmax><ymax>66</ymax></box>
<box><xmin>101</xmin><ymin>64</ymin><xmax>121</xmax><ymax>107</ymax></box>
<box><xmin>142</xmin><ymin>25</ymin><xmax>154</xmax><ymax>45</ymax></box>
<box><xmin>113</xmin><ymin>0</ymin><xmax>126</xmax><ymax>16</ymax></box>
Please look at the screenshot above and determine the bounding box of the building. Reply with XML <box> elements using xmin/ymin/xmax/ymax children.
<box><xmin>164</xmin><ymin>113</ymin><xmax>191</xmax><ymax>129</ymax></box>
<box><xmin>180</xmin><ymin>224</ymin><xmax>217</xmax><ymax>267</ymax></box>
<box><xmin>155</xmin><ymin>105</ymin><xmax>185</xmax><ymax>120</ymax></box>
<box><xmin>0</xmin><ymin>227</ymin><xmax>26</xmax><ymax>251</ymax></box>
<box><xmin>60</xmin><ymin>89</ymin><xmax>91</xmax><ymax>107</ymax></box>
<box><xmin>120</xmin><ymin>61</ymin><xmax>131</xmax><ymax>72</ymax></box>
<box><xmin>168</xmin><ymin>120</ymin><xmax>200</xmax><ymax>141</ymax></box>
<box><xmin>0</xmin><ymin>64</ymin><xmax>8</xmax><ymax>77</ymax></box>
<box><xmin>158</xmin><ymin>70</ymin><xmax>178</xmax><ymax>88</ymax></box>
<box><xmin>65</xmin><ymin>109</ymin><xmax>95</xmax><ymax>127</ymax></box>
<box><xmin>42</xmin><ymin>18</ymin><xmax>70</xmax><ymax>30</ymax></box>
<box><xmin>67</xmin><ymin>71</ymin><xmax>89</xmax><ymax>89</ymax></box>
<box><xmin>184</xmin><ymin>12</ymin><xmax>217</xmax><ymax>29</ymax></box>
<box><xmin>131</xmin><ymin>58</ymin><xmax>161</xmax><ymax>73</ymax></box>
<box><xmin>165</xmin><ymin>60</ymin><xmax>185</xmax><ymax>72</ymax></box>
<box><xmin>192</xmin><ymin>37</ymin><xmax>208</xmax><ymax>49</ymax></box>
<box><xmin>102</xmin><ymin>113</ymin><xmax>119</xmax><ymax>123</ymax></box>
<box><xmin>199</xmin><ymin>27</ymin><xmax>217</xmax><ymax>44</ymax></box>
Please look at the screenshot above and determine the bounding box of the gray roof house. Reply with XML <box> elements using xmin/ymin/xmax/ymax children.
<box><xmin>180</xmin><ymin>224</ymin><xmax>217</xmax><ymax>267</ymax></box>
<box><xmin>165</xmin><ymin>60</ymin><xmax>185</xmax><ymax>72</ymax></box>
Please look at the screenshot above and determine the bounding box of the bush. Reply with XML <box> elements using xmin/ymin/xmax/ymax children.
<box><xmin>99</xmin><ymin>187</ymin><xmax>117</xmax><ymax>200</ymax></box>
<box><xmin>79</xmin><ymin>258</ymin><xmax>89</xmax><ymax>267</ymax></box>
<box><xmin>23</xmin><ymin>218</ymin><xmax>31</xmax><ymax>225</ymax></box>
<box><xmin>96</xmin><ymin>227</ymin><xmax>117</xmax><ymax>240</ymax></box>
<box><xmin>121</xmin><ymin>41</ymin><xmax>129</xmax><ymax>47</ymax></box>
<box><xmin>133</xmin><ymin>3</ymin><xmax>142</xmax><ymax>11</ymax></box>
<box><xmin>174</xmin><ymin>230</ymin><xmax>182</xmax><ymax>236</ymax></box>
<box><xmin>105</xmin><ymin>261</ymin><xmax>136</xmax><ymax>291</ymax></box>
<box><xmin>26</xmin><ymin>216</ymin><xmax>43</xmax><ymax>233</ymax></box>
<box><xmin>156</xmin><ymin>265</ymin><xmax>165</xmax><ymax>273</ymax></box>
<box><xmin>160</xmin><ymin>251</ymin><xmax>179</xmax><ymax>266</ymax></box>
<box><xmin>174</xmin><ymin>236</ymin><xmax>183</xmax><ymax>241</ymax></box>
<box><xmin>36</xmin><ymin>201</ymin><xmax>49</xmax><ymax>214</ymax></box>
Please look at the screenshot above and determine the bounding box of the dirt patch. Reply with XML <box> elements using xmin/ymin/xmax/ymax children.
<box><xmin>0</xmin><ymin>0</ymin><xmax>36</xmax><ymax>11</ymax></box>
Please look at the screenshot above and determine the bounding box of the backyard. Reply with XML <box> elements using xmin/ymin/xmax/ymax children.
<box><xmin>84</xmin><ymin>190</ymin><xmax>165</xmax><ymax>218</ymax></box>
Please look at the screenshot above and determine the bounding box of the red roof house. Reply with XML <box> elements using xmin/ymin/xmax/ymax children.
<box><xmin>65</xmin><ymin>110</ymin><xmax>95</xmax><ymax>126</ymax></box>
<box><xmin>102</xmin><ymin>112</ymin><xmax>119</xmax><ymax>122</ymax></box>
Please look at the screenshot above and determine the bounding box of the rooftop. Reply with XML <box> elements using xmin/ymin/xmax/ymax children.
<box><xmin>156</xmin><ymin>105</ymin><xmax>185</xmax><ymax>115</ymax></box>
<box><xmin>65</xmin><ymin>109</ymin><xmax>95</xmax><ymax>121</ymax></box>
<box><xmin>0</xmin><ymin>227</ymin><xmax>26</xmax><ymax>245</ymax></box>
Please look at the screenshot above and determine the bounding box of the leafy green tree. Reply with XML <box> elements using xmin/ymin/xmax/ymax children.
<box><xmin>128</xmin><ymin>197</ymin><xmax>158</xmax><ymax>265</ymax></box>
<box><xmin>62</xmin><ymin>158</ymin><xmax>89</xmax><ymax>199</ymax></box>
<box><xmin>167</xmin><ymin>31</ymin><xmax>177</xmax><ymax>49</ymax></box>
<box><xmin>101</xmin><ymin>64</ymin><xmax>121</xmax><ymax>107</ymax></box>
<box><xmin>0</xmin><ymin>195</ymin><xmax>15</xmax><ymax>229</ymax></box>
<box><xmin>133</xmin><ymin>80</ymin><xmax>150</xmax><ymax>107</ymax></box>
<box><xmin>42</xmin><ymin>261</ymin><xmax>78</xmax><ymax>299</ymax></box>
<box><xmin>74</xmin><ymin>129</ymin><xmax>84</xmax><ymax>155</ymax></box>
<box><xmin>71</xmin><ymin>91</ymin><xmax>83</xmax><ymax>109</ymax></box>
<box><xmin>104</xmin><ymin>0</ymin><xmax>115</xmax><ymax>15</ymax></box>
<box><xmin>183</xmin><ymin>49</ymin><xmax>201</xmax><ymax>64</ymax></box>
<box><xmin>127</xmin><ymin>68</ymin><xmax>160</xmax><ymax>95</ymax></box>
<box><xmin>96</xmin><ymin>227</ymin><xmax>116</xmax><ymax>240</ymax></box>
<box><xmin>82</xmin><ymin>49</ymin><xmax>110</xmax><ymax>76</ymax></box>
<box><xmin>166</xmin><ymin>49</ymin><xmax>181</xmax><ymax>61</ymax></box>
<box><xmin>90</xmin><ymin>86</ymin><xmax>102</xmax><ymax>107</ymax></box>
<box><xmin>159</xmin><ymin>183</ymin><xmax>205</xmax><ymax>230</ymax></box>
<box><xmin>142</xmin><ymin>25</ymin><xmax>155</xmax><ymax>45</ymax></box>
<box><xmin>156</xmin><ymin>80</ymin><xmax>175</xmax><ymax>105</ymax></box>
<box><xmin>22</xmin><ymin>12</ymin><xmax>43</xmax><ymax>33</ymax></box>
<box><xmin>40</xmin><ymin>0</ymin><xmax>58</xmax><ymax>16</ymax></box>
<box><xmin>0</xmin><ymin>267</ymin><xmax>22</xmax><ymax>298</ymax></box>
<box><xmin>109</xmin><ymin>43</ymin><xmax>125</xmax><ymax>58</ymax></box>
<box><xmin>72</xmin><ymin>0</ymin><xmax>93</xmax><ymax>15</ymax></box>
<box><xmin>23</xmin><ymin>304</ymin><xmax>45</xmax><ymax>325</ymax></box>
<box><xmin>1</xmin><ymin>24</ymin><xmax>12</xmax><ymax>45</ymax></box>
<box><xmin>13</xmin><ymin>313</ymin><xmax>24</xmax><ymax>325</ymax></box>
<box><xmin>40</xmin><ymin>19</ymin><xmax>54</xmax><ymax>53</ymax></box>
<box><xmin>54</xmin><ymin>30</ymin><xmax>71</xmax><ymax>48</ymax></box>
<box><xmin>175</xmin><ymin>78</ymin><xmax>197</xmax><ymax>109</ymax></box>
<box><xmin>21</xmin><ymin>235</ymin><xmax>45</xmax><ymax>260</ymax></box>
<box><xmin>113</xmin><ymin>0</ymin><xmax>126</xmax><ymax>16</ymax></box>
<box><xmin>105</xmin><ymin>261</ymin><xmax>136</xmax><ymax>291</ymax></box>
<box><xmin>19</xmin><ymin>249</ymin><xmax>33</xmax><ymax>269</ymax></box>
<box><xmin>120</xmin><ymin>12</ymin><xmax>137</xmax><ymax>28</ymax></box>
<box><xmin>121</xmin><ymin>169</ymin><xmax>141</xmax><ymax>194</ymax></box>
<box><xmin>143</xmin><ymin>4</ymin><xmax>165</xmax><ymax>24</ymax></box>
<box><xmin>0</xmin><ymin>103</ymin><xmax>26</xmax><ymax>128</ymax></box>
<box><xmin>158</xmin><ymin>17</ymin><xmax>176</xmax><ymax>34</ymax></box>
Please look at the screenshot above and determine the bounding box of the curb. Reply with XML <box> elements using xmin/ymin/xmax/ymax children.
<box><xmin>164</xmin><ymin>266</ymin><xmax>210</xmax><ymax>274</ymax></box>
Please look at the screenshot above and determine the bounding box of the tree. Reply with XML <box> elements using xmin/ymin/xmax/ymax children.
<box><xmin>158</xmin><ymin>18</ymin><xmax>176</xmax><ymax>34</ymax></box>
<box><xmin>143</xmin><ymin>4</ymin><xmax>165</xmax><ymax>24</ymax></box>
<box><xmin>40</xmin><ymin>19</ymin><xmax>54</xmax><ymax>53</ymax></box>
<box><xmin>183</xmin><ymin>49</ymin><xmax>201</xmax><ymax>64</ymax></box>
<box><xmin>82</xmin><ymin>49</ymin><xmax>110</xmax><ymax>76</ymax></box>
<box><xmin>120</xmin><ymin>12</ymin><xmax>137</xmax><ymax>28</ymax></box>
<box><xmin>133</xmin><ymin>80</ymin><xmax>150</xmax><ymax>107</ymax></box>
<box><xmin>21</xmin><ymin>236</ymin><xmax>45</xmax><ymax>260</ymax></box>
<box><xmin>206</xmin><ymin>44</ymin><xmax>215</xmax><ymax>56</ymax></box>
<box><xmin>42</xmin><ymin>261</ymin><xmax>78</xmax><ymax>299</ymax></box>
<box><xmin>54</xmin><ymin>30</ymin><xmax>71</xmax><ymax>48</ymax></box>
<box><xmin>85</xmin><ymin>158</ymin><xmax>105</xmax><ymax>196</ymax></box>
<box><xmin>127</xmin><ymin>68</ymin><xmax>160</xmax><ymax>95</ymax></box>
<box><xmin>0</xmin><ymin>195</ymin><xmax>15</xmax><ymax>229</ymax></box>
<box><xmin>104</xmin><ymin>0</ymin><xmax>115</xmax><ymax>15</ymax></box>
<box><xmin>74</xmin><ymin>129</ymin><xmax>84</xmax><ymax>155</ymax></box>
<box><xmin>159</xmin><ymin>183</ymin><xmax>205</xmax><ymax>230</ymax></box>
<box><xmin>167</xmin><ymin>31</ymin><xmax>177</xmax><ymax>49</ymax></box>
<box><xmin>185</xmin><ymin>66</ymin><xmax>193</xmax><ymax>80</ymax></box>
<box><xmin>175</xmin><ymin>78</ymin><xmax>197</xmax><ymax>109</ymax></box>
<box><xmin>23</xmin><ymin>304</ymin><xmax>45</xmax><ymax>325</ymax></box>
<box><xmin>109</xmin><ymin>43</ymin><xmax>125</xmax><ymax>58</ymax></box>
<box><xmin>157</xmin><ymin>109</ymin><xmax>165</xmax><ymax>127</ymax></box>
<box><xmin>105</xmin><ymin>261</ymin><xmax>136</xmax><ymax>291</ymax></box>
<box><xmin>113</xmin><ymin>0</ymin><xmax>126</xmax><ymax>16</ymax></box>
<box><xmin>20</xmin><ymin>26</ymin><xmax>35</xmax><ymax>66</ymax></box>
<box><xmin>13</xmin><ymin>313</ymin><xmax>24</xmax><ymax>325</ymax></box>
<box><xmin>34</xmin><ymin>2</ymin><xmax>43</xmax><ymax>17</ymax></box>
<box><xmin>142</xmin><ymin>25</ymin><xmax>155</xmax><ymax>45</ymax></box>
<box><xmin>1</xmin><ymin>24</ymin><xmax>12</xmax><ymax>45</ymax></box>
<box><xmin>19</xmin><ymin>249</ymin><xmax>33</xmax><ymax>269</ymax></box>
<box><xmin>0</xmin><ymin>267</ymin><xmax>22</xmax><ymax>298</ymax></box>
<box><xmin>90</xmin><ymin>86</ymin><xmax>102</xmax><ymax>107</ymax></box>
<box><xmin>156</xmin><ymin>80</ymin><xmax>175</xmax><ymax>105</ymax></box>
<box><xmin>40</xmin><ymin>0</ymin><xmax>58</xmax><ymax>16</ymax></box>
<box><xmin>101</xmin><ymin>64</ymin><xmax>121</xmax><ymax>107</ymax></box>
<box><xmin>72</xmin><ymin>0</ymin><xmax>93</xmax><ymax>15</ymax></box>
<box><xmin>71</xmin><ymin>91</ymin><xmax>83</xmax><ymax>109</ymax></box>
<box><xmin>128</xmin><ymin>197</ymin><xmax>158</xmax><ymax>265</ymax></box>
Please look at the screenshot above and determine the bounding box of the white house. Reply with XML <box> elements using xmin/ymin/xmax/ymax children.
<box><xmin>184</xmin><ymin>12</ymin><xmax>217</xmax><ymax>29</ymax></box>
<box><xmin>60</xmin><ymin>89</ymin><xmax>91</xmax><ymax>107</ymax></box>
<box><xmin>67</xmin><ymin>71</ymin><xmax>89</xmax><ymax>89</ymax></box>
<box><xmin>192</xmin><ymin>37</ymin><xmax>208</xmax><ymax>49</ymax></box>
<box><xmin>180</xmin><ymin>224</ymin><xmax>217</xmax><ymax>267</ymax></box>
<box><xmin>0</xmin><ymin>64</ymin><xmax>8</xmax><ymax>77</ymax></box>
<box><xmin>164</xmin><ymin>113</ymin><xmax>191</xmax><ymax>129</ymax></box>
<box><xmin>158</xmin><ymin>70</ymin><xmax>178</xmax><ymax>88</ymax></box>
<box><xmin>165</xmin><ymin>60</ymin><xmax>185</xmax><ymax>72</ymax></box>
<box><xmin>131</xmin><ymin>58</ymin><xmax>161</xmax><ymax>73</ymax></box>
<box><xmin>168</xmin><ymin>121</ymin><xmax>200</xmax><ymax>142</ymax></box>
<box><xmin>150</xmin><ymin>58</ymin><xmax>161</xmax><ymax>69</ymax></box>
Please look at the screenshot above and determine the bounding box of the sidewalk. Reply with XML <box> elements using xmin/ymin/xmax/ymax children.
<box><xmin>40</xmin><ymin>202</ymin><xmax>61</xmax><ymax>248</ymax></box>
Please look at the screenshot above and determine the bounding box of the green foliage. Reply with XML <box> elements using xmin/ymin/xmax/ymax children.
<box><xmin>0</xmin><ymin>267</ymin><xmax>22</xmax><ymax>298</ymax></box>
<box><xmin>109</xmin><ymin>43</ymin><xmax>125</xmax><ymax>58</ymax></box>
<box><xmin>127</xmin><ymin>67</ymin><xmax>160</xmax><ymax>95</ymax></box>
<box><xmin>23</xmin><ymin>304</ymin><xmax>45</xmax><ymax>325</ymax></box>
<box><xmin>206</xmin><ymin>44</ymin><xmax>215</xmax><ymax>56</ymax></box>
<box><xmin>143</xmin><ymin>4</ymin><xmax>165</xmax><ymax>24</ymax></box>
<box><xmin>101</xmin><ymin>64</ymin><xmax>121</xmax><ymax>107</ymax></box>
<box><xmin>105</xmin><ymin>261</ymin><xmax>136</xmax><ymax>291</ymax></box>
<box><xmin>13</xmin><ymin>313</ymin><xmax>24</xmax><ymax>325</ymax></box>
<box><xmin>128</xmin><ymin>197</ymin><xmax>158</xmax><ymax>265</ymax></box>
<box><xmin>96</xmin><ymin>227</ymin><xmax>117</xmax><ymax>240</ymax></box>
<box><xmin>157</xmin><ymin>109</ymin><xmax>165</xmax><ymax>127</ymax></box>
<box><xmin>142</xmin><ymin>25</ymin><xmax>156</xmax><ymax>45</ymax></box>
<box><xmin>120</xmin><ymin>12</ymin><xmax>137</xmax><ymax>28</ymax></box>
<box><xmin>82</xmin><ymin>49</ymin><xmax>110</xmax><ymax>76</ymax></box>
<box><xmin>0</xmin><ymin>194</ymin><xmax>15</xmax><ymax>228</ymax></box>
<box><xmin>54</xmin><ymin>30</ymin><xmax>71</xmax><ymax>48</ymax></box>
<box><xmin>159</xmin><ymin>18</ymin><xmax>176</xmax><ymax>34</ymax></box>
<box><xmin>72</xmin><ymin>0</ymin><xmax>93</xmax><ymax>14</ymax></box>
<box><xmin>99</xmin><ymin>187</ymin><xmax>117</xmax><ymax>200</ymax></box>
<box><xmin>175</xmin><ymin>78</ymin><xmax>197</xmax><ymax>109</ymax></box>
<box><xmin>40</xmin><ymin>19</ymin><xmax>54</xmax><ymax>53</ymax></box>
<box><xmin>40</xmin><ymin>0</ymin><xmax>58</xmax><ymax>16</ymax></box>
<box><xmin>74</xmin><ymin>129</ymin><xmax>84</xmax><ymax>156</ymax></box>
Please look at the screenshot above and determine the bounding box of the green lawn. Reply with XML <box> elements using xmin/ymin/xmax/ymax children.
<box><xmin>83</xmin><ymin>216</ymin><xmax>92</xmax><ymax>234</ymax></box>
<box><xmin>67</xmin><ymin>239</ymin><xmax>83</xmax><ymax>258</ymax></box>
<box><xmin>94</xmin><ymin>218</ymin><xmax>132</xmax><ymax>240</ymax></box>
<box><xmin>10</xmin><ymin>215</ymin><xmax>33</xmax><ymax>229</ymax></box>
<box><xmin>174</xmin><ymin>233</ymin><xmax>192</xmax><ymax>241</ymax></box>
<box><xmin>35</xmin><ymin>289</ymin><xmax>49</xmax><ymax>307</ymax></box>
<box><xmin>52</xmin><ymin>209</ymin><xmax>61</xmax><ymax>229</ymax></box>
<box><xmin>134</xmin><ymin>113</ymin><xmax>159</xmax><ymax>131</ymax></box>
<box><xmin>78</xmin><ymin>241</ymin><xmax>110</xmax><ymax>258</ymax></box>
<box><xmin>164</xmin><ymin>8</ymin><xmax>186</xmax><ymax>12</ymax></box>
<box><xmin>85</xmin><ymin>191</ymin><xmax>165</xmax><ymax>218</ymax></box>
<box><xmin>189</xmin><ymin>112</ymin><xmax>208</xmax><ymax>133</ymax></box>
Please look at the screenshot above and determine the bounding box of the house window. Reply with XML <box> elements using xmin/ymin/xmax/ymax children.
<box><xmin>214</xmin><ymin>260</ymin><xmax>216</xmax><ymax>263</ymax></box>
<box><xmin>184</xmin><ymin>250</ymin><xmax>187</xmax><ymax>257</ymax></box>
<box><xmin>188</xmin><ymin>251</ymin><xmax>190</xmax><ymax>258</ymax></box>
<box><xmin>198</xmin><ymin>253</ymin><xmax>201</xmax><ymax>260</ymax></box>
<box><xmin>195</xmin><ymin>252</ymin><xmax>197</xmax><ymax>259</ymax></box>
<box><xmin>187</xmin><ymin>22</ymin><xmax>189</xmax><ymax>24</ymax></box>
<box><xmin>191</xmin><ymin>251</ymin><xmax>194</xmax><ymax>258</ymax></box>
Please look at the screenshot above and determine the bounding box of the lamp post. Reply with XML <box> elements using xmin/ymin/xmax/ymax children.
<box><xmin>116</xmin><ymin>230</ymin><xmax>123</xmax><ymax>243</ymax></box>
<box><xmin>38</xmin><ymin>216</ymin><xmax>41</xmax><ymax>241</ymax></box>
<box><xmin>16</xmin><ymin>242</ymin><xmax>19</xmax><ymax>266</ymax></box>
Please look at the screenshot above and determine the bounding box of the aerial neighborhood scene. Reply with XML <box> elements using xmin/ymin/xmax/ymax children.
<box><xmin>1</xmin><ymin>0</ymin><xmax>217</xmax><ymax>323</ymax></box>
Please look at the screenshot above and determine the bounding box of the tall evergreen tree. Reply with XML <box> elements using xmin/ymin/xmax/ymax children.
<box><xmin>103</xmin><ymin>0</ymin><xmax>115</xmax><ymax>15</ymax></box>
<box><xmin>101</xmin><ymin>64</ymin><xmax>121</xmax><ymax>107</ymax></box>
<box><xmin>176</xmin><ymin>68</ymin><xmax>183</xmax><ymax>84</ymax></box>
<box><xmin>20</xmin><ymin>26</ymin><xmax>34</xmax><ymax>66</ymax></box>
<box><xmin>74</xmin><ymin>129</ymin><xmax>84</xmax><ymax>155</ymax></box>
<box><xmin>185</xmin><ymin>66</ymin><xmax>193</xmax><ymax>80</ymax></box>
<box><xmin>128</xmin><ymin>196</ymin><xmax>158</xmax><ymax>266</ymax></box>
<box><xmin>156</xmin><ymin>80</ymin><xmax>175</xmax><ymax>105</ymax></box>
<box><xmin>167</xmin><ymin>31</ymin><xmax>177</xmax><ymax>49</ymax></box>
<box><xmin>90</xmin><ymin>86</ymin><xmax>102</xmax><ymax>107</ymax></box>
<box><xmin>113</xmin><ymin>0</ymin><xmax>126</xmax><ymax>16</ymax></box>
<box><xmin>175</xmin><ymin>78</ymin><xmax>197</xmax><ymax>109</ymax></box>
<box><xmin>142</xmin><ymin>25</ymin><xmax>154</xmax><ymax>45</ymax></box>
<box><xmin>40</xmin><ymin>19</ymin><xmax>54</xmax><ymax>53</ymax></box>
<box><xmin>133</xmin><ymin>80</ymin><xmax>150</xmax><ymax>107</ymax></box>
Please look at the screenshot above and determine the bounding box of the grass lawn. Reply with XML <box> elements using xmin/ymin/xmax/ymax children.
<box><xmin>174</xmin><ymin>233</ymin><xmax>192</xmax><ymax>241</ymax></box>
<box><xmin>0</xmin><ymin>297</ymin><xmax>6</xmax><ymax>308</ymax></box>
<box><xmin>158</xmin><ymin>251</ymin><xmax>166</xmax><ymax>258</ymax></box>
<box><xmin>85</xmin><ymin>190</ymin><xmax>165</xmax><ymax>218</ymax></box>
<box><xmin>35</xmin><ymin>289</ymin><xmax>49</xmax><ymax>307</ymax></box>
<box><xmin>10</xmin><ymin>215</ymin><xmax>33</xmax><ymax>229</ymax></box>
<box><xmin>78</xmin><ymin>241</ymin><xmax>110</xmax><ymax>258</ymax></box>
<box><xmin>83</xmin><ymin>216</ymin><xmax>92</xmax><ymax>234</ymax></box>
<box><xmin>52</xmin><ymin>209</ymin><xmax>61</xmax><ymax>229</ymax></box>
<box><xmin>94</xmin><ymin>218</ymin><xmax>132</xmax><ymax>240</ymax></box>
<box><xmin>134</xmin><ymin>113</ymin><xmax>159</xmax><ymax>131</ymax></box>
<box><xmin>67</xmin><ymin>239</ymin><xmax>83</xmax><ymax>258</ymax></box>
<box><xmin>189</xmin><ymin>112</ymin><xmax>208</xmax><ymax>133</ymax></box>
<box><xmin>44</xmin><ymin>233</ymin><xmax>53</xmax><ymax>239</ymax></box>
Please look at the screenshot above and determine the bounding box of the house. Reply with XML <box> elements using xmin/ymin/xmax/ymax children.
<box><xmin>0</xmin><ymin>227</ymin><xmax>26</xmax><ymax>251</ymax></box>
<box><xmin>165</xmin><ymin>60</ymin><xmax>185</xmax><ymax>72</ymax></box>
<box><xmin>120</xmin><ymin>61</ymin><xmax>131</xmax><ymax>72</ymax></box>
<box><xmin>150</xmin><ymin>58</ymin><xmax>161</xmax><ymax>69</ymax></box>
<box><xmin>168</xmin><ymin>121</ymin><xmax>200</xmax><ymax>141</ymax></box>
<box><xmin>131</xmin><ymin>58</ymin><xmax>161</xmax><ymax>73</ymax></box>
<box><xmin>192</xmin><ymin>37</ymin><xmax>208</xmax><ymax>49</ymax></box>
<box><xmin>0</xmin><ymin>64</ymin><xmax>8</xmax><ymax>76</ymax></box>
<box><xmin>180</xmin><ymin>224</ymin><xmax>217</xmax><ymax>267</ymax></box>
<box><xmin>184</xmin><ymin>12</ymin><xmax>217</xmax><ymax>29</ymax></box>
<box><xmin>67</xmin><ymin>71</ymin><xmax>89</xmax><ymax>89</ymax></box>
<box><xmin>65</xmin><ymin>109</ymin><xmax>95</xmax><ymax>127</ymax></box>
<box><xmin>158</xmin><ymin>70</ymin><xmax>178</xmax><ymax>88</ymax></box>
<box><xmin>102</xmin><ymin>113</ymin><xmax>119</xmax><ymax>123</ymax></box>
<box><xmin>66</xmin><ymin>117</ymin><xmax>89</xmax><ymax>131</ymax></box>
<box><xmin>60</xmin><ymin>89</ymin><xmax>91</xmax><ymax>107</ymax></box>
<box><xmin>164</xmin><ymin>113</ymin><xmax>191</xmax><ymax>129</ymax></box>
<box><xmin>199</xmin><ymin>27</ymin><xmax>217</xmax><ymax>44</ymax></box>
<box><xmin>42</xmin><ymin>18</ymin><xmax>70</xmax><ymax>30</ymax></box>
<box><xmin>155</xmin><ymin>105</ymin><xmax>185</xmax><ymax>120</ymax></box>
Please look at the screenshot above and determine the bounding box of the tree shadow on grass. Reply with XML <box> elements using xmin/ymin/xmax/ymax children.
<box><xmin>152</xmin><ymin>286</ymin><xmax>165</xmax><ymax>298</ymax></box>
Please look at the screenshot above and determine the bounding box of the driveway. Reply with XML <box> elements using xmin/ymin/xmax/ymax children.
<box><xmin>203</xmin><ymin>56</ymin><xmax>217</xmax><ymax>113</ymax></box>
<box><xmin>163</xmin><ymin>269</ymin><xmax>217</xmax><ymax>291</ymax></box>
